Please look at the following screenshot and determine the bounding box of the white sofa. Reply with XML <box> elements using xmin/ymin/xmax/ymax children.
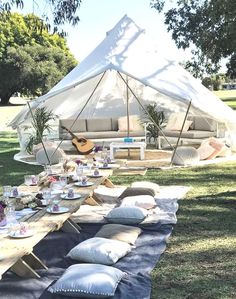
<box><xmin>158</xmin><ymin>115</ymin><xmax>218</xmax><ymax>149</ymax></box>
<box><xmin>58</xmin><ymin>116</ymin><xmax>146</xmax><ymax>150</ymax></box>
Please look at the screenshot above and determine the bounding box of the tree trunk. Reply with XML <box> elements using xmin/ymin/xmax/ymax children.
<box><xmin>0</xmin><ymin>93</ymin><xmax>13</xmax><ymax>105</ymax></box>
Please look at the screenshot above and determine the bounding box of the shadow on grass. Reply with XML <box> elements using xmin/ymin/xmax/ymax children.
<box><xmin>0</xmin><ymin>149</ymin><xmax>42</xmax><ymax>187</ymax></box>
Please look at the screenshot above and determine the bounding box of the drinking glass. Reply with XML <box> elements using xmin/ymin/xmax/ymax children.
<box><xmin>24</xmin><ymin>175</ymin><xmax>32</xmax><ymax>186</ymax></box>
<box><xmin>3</xmin><ymin>185</ymin><xmax>11</xmax><ymax>198</ymax></box>
<box><xmin>43</xmin><ymin>189</ymin><xmax>51</xmax><ymax>205</ymax></box>
<box><xmin>5</xmin><ymin>203</ymin><xmax>16</xmax><ymax>225</ymax></box>
<box><xmin>58</xmin><ymin>175</ymin><xmax>67</xmax><ymax>194</ymax></box>
<box><xmin>76</xmin><ymin>165</ymin><xmax>83</xmax><ymax>182</ymax></box>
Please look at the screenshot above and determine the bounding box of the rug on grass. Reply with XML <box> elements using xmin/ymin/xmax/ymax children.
<box><xmin>0</xmin><ymin>186</ymin><xmax>189</xmax><ymax>299</ymax></box>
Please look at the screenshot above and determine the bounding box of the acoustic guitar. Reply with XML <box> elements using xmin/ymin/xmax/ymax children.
<box><xmin>61</xmin><ymin>126</ymin><xmax>95</xmax><ymax>155</ymax></box>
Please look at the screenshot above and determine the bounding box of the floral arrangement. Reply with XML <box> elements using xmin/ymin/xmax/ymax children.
<box><xmin>0</xmin><ymin>200</ymin><xmax>7</xmax><ymax>225</ymax></box>
<box><xmin>94</xmin><ymin>145</ymin><xmax>103</xmax><ymax>153</ymax></box>
<box><xmin>0</xmin><ymin>200</ymin><xmax>7</xmax><ymax>213</ymax></box>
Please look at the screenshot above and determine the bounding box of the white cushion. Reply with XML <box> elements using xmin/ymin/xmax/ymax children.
<box><xmin>35</xmin><ymin>146</ymin><xmax>66</xmax><ymax>165</ymax></box>
<box><xmin>105</xmin><ymin>206</ymin><xmax>148</xmax><ymax>224</ymax></box>
<box><xmin>67</xmin><ymin>237</ymin><xmax>131</xmax><ymax>265</ymax></box>
<box><xmin>120</xmin><ymin>195</ymin><xmax>156</xmax><ymax>209</ymax></box>
<box><xmin>94</xmin><ymin>185</ymin><xmax>126</xmax><ymax>203</ymax></box>
<box><xmin>48</xmin><ymin>263</ymin><xmax>126</xmax><ymax>297</ymax></box>
<box><xmin>131</xmin><ymin>181</ymin><xmax>160</xmax><ymax>193</ymax></box>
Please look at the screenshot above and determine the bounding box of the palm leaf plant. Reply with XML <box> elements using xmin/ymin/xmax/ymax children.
<box><xmin>142</xmin><ymin>103</ymin><xmax>165</xmax><ymax>147</ymax></box>
<box><xmin>26</xmin><ymin>107</ymin><xmax>55</xmax><ymax>154</ymax></box>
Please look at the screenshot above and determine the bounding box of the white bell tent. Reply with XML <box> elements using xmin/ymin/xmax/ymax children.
<box><xmin>9</xmin><ymin>15</ymin><xmax>236</xmax><ymax>152</ymax></box>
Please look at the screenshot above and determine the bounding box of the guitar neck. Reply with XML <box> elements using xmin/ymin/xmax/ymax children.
<box><xmin>61</xmin><ymin>126</ymin><xmax>77</xmax><ymax>139</ymax></box>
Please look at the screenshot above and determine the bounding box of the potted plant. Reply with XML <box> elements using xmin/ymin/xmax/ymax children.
<box><xmin>25</xmin><ymin>107</ymin><xmax>55</xmax><ymax>154</ymax></box>
<box><xmin>142</xmin><ymin>103</ymin><xmax>165</xmax><ymax>148</ymax></box>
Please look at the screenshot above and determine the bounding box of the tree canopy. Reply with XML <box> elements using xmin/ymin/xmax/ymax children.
<box><xmin>0</xmin><ymin>12</ymin><xmax>77</xmax><ymax>105</ymax></box>
<box><xmin>0</xmin><ymin>0</ymin><xmax>81</xmax><ymax>33</ymax></box>
<box><xmin>150</xmin><ymin>0</ymin><xmax>236</xmax><ymax>78</ymax></box>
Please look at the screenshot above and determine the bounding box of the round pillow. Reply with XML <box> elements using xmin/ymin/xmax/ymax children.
<box><xmin>172</xmin><ymin>146</ymin><xmax>200</xmax><ymax>166</ymax></box>
<box><xmin>36</xmin><ymin>147</ymin><xmax>65</xmax><ymax>165</ymax></box>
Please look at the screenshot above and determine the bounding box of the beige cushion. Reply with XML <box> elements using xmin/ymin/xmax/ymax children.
<box><xmin>193</xmin><ymin>116</ymin><xmax>216</xmax><ymax>132</ymax></box>
<box><xmin>59</xmin><ymin>119</ymin><xmax>87</xmax><ymax>135</ymax></box>
<box><xmin>165</xmin><ymin>113</ymin><xmax>185</xmax><ymax>131</ymax></box>
<box><xmin>118</xmin><ymin>115</ymin><xmax>143</xmax><ymax>131</ymax></box>
<box><xmin>118</xmin><ymin>187</ymin><xmax>155</xmax><ymax>200</ymax></box>
<box><xmin>95</xmin><ymin>224</ymin><xmax>142</xmax><ymax>245</ymax></box>
<box><xmin>87</xmin><ymin>118</ymin><xmax>112</xmax><ymax>132</ymax></box>
<box><xmin>197</xmin><ymin>141</ymin><xmax>215</xmax><ymax>160</ymax></box>
<box><xmin>131</xmin><ymin>181</ymin><xmax>160</xmax><ymax>193</ymax></box>
<box><xmin>207</xmin><ymin>137</ymin><xmax>225</xmax><ymax>159</ymax></box>
<box><xmin>161</xmin><ymin>129</ymin><xmax>216</xmax><ymax>139</ymax></box>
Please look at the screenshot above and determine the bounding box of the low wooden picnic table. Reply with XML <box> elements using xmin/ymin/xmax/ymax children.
<box><xmin>0</xmin><ymin>173</ymin><xmax>114</xmax><ymax>280</ymax></box>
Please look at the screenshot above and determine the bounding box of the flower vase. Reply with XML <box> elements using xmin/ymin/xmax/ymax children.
<box><xmin>0</xmin><ymin>212</ymin><xmax>6</xmax><ymax>227</ymax></box>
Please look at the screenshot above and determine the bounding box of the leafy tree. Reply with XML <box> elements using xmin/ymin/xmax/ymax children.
<box><xmin>0</xmin><ymin>44</ymin><xmax>77</xmax><ymax>104</ymax></box>
<box><xmin>0</xmin><ymin>12</ymin><xmax>77</xmax><ymax>105</ymax></box>
<box><xmin>151</xmin><ymin>0</ymin><xmax>236</xmax><ymax>78</ymax></box>
<box><xmin>0</xmin><ymin>0</ymin><xmax>81</xmax><ymax>33</ymax></box>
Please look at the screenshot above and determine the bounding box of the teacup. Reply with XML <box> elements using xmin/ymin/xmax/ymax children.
<box><xmin>81</xmin><ymin>176</ymin><xmax>88</xmax><ymax>185</ymax></box>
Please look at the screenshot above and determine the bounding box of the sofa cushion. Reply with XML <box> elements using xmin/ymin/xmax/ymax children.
<box><xmin>161</xmin><ymin>130</ymin><xmax>216</xmax><ymax>139</ymax></box>
<box><xmin>192</xmin><ymin>116</ymin><xmax>217</xmax><ymax>132</ymax></box>
<box><xmin>87</xmin><ymin>118</ymin><xmax>112</xmax><ymax>132</ymax></box>
<box><xmin>70</xmin><ymin>131</ymin><xmax>145</xmax><ymax>140</ymax></box>
<box><xmin>118</xmin><ymin>115</ymin><xmax>143</xmax><ymax>131</ymax></box>
<box><xmin>59</xmin><ymin>118</ymin><xmax>87</xmax><ymax>134</ymax></box>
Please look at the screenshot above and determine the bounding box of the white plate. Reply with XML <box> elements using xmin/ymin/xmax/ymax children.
<box><xmin>9</xmin><ymin>192</ymin><xmax>29</xmax><ymax>198</ymax></box>
<box><xmin>8</xmin><ymin>230</ymin><xmax>34</xmax><ymax>238</ymax></box>
<box><xmin>60</xmin><ymin>193</ymin><xmax>82</xmax><ymax>200</ymax></box>
<box><xmin>74</xmin><ymin>182</ymin><xmax>94</xmax><ymax>187</ymax></box>
<box><xmin>46</xmin><ymin>206</ymin><xmax>70</xmax><ymax>214</ymax></box>
<box><xmin>88</xmin><ymin>174</ymin><xmax>103</xmax><ymax>178</ymax></box>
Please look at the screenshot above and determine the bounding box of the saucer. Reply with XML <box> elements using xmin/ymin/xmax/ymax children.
<box><xmin>8</xmin><ymin>230</ymin><xmax>34</xmax><ymax>238</ymax></box>
<box><xmin>88</xmin><ymin>174</ymin><xmax>103</xmax><ymax>178</ymax></box>
<box><xmin>46</xmin><ymin>206</ymin><xmax>69</xmax><ymax>214</ymax></box>
<box><xmin>61</xmin><ymin>193</ymin><xmax>82</xmax><ymax>200</ymax></box>
<box><xmin>74</xmin><ymin>182</ymin><xmax>94</xmax><ymax>187</ymax></box>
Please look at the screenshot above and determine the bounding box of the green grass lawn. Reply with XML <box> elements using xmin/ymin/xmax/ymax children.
<box><xmin>0</xmin><ymin>136</ymin><xmax>236</xmax><ymax>298</ymax></box>
<box><xmin>214</xmin><ymin>90</ymin><xmax>236</xmax><ymax>110</ymax></box>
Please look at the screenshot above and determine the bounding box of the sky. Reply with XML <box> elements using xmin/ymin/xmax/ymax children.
<box><xmin>19</xmin><ymin>0</ymin><xmax>191</xmax><ymax>63</ymax></box>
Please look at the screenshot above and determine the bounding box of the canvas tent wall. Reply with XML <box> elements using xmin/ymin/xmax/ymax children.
<box><xmin>9</xmin><ymin>15</ymin><xmax>236</xmax><ymax>152</ymax></box>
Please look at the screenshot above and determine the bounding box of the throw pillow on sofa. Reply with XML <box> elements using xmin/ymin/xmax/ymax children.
<box><xmin>118</xmin><ymin>115</ymin><xmax>143</xmax><ymax>131</ymax></box>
